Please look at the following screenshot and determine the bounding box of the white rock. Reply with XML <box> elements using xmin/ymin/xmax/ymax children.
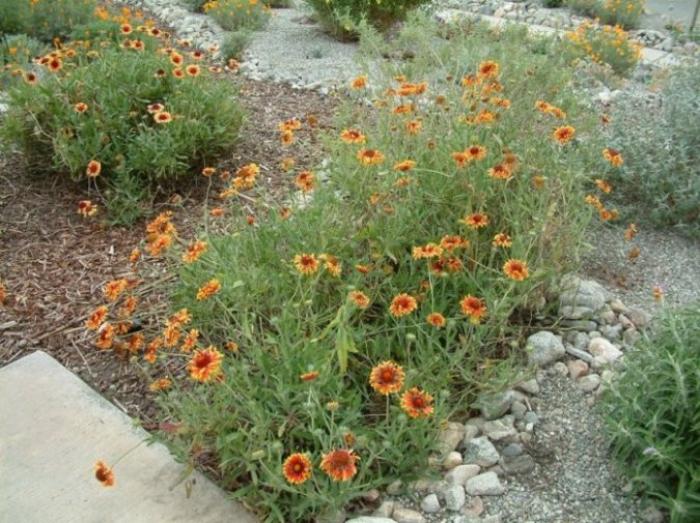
<box><xmin>482</xmin><ymin>415</ymin><xmax>517</xmax><ymax>441</ymax></box>
<box><xmin>465</xmin><ymin>471</ymin><xmax>505</xmax><ymax>496</ymax></box>
<box><xmin>443</xmin><ymin>451</ymin><xmax>463</xmax><ymax>469</ymax></box>
<box><xmin>463</xmin><ymin>423</ymin><xmax>480</xmax><ymax>446</ymax></box>
<box><xmin>527</xmin><ymin>331</ymin><xmax>566</xmax><ymax>367</ymax></box>
<box><xmin>567</xmin><ymin>359</ymin><xmax>589</xmax><ymax>380</ymax></box>
<box><xmin>515</xmin><ymin>378</ymin><xmax>540</xmax><ymax>395</ymax></box>
<box><xmin>420</xmin><ymin>494</ymin><xmax>441</xmax><ymax>514</ymax></box>
<box><xmin>348</xmin><ymin>518</ymin><xmax>396</xmax><ymax>523</ymax></box>
<box><xmin>439</xmin><ymin>422</ymin><xmax>466</xmax><ymax>454</ymax></box>
<box><xmin>392</xmin><ymin>506</ymin><xmax>425</xmax><ymax>523</ymax></box>
<box><xmin>443</xmin><ymin>484</ymin><xmax>466</xmax><ymax>511</ymax></box>
<box><xmin>461</xmin><ymin>495</ymin><xmax>484</xmax><ymax>517</ymax></box>
<box><xmin>464</xmin><ymin>437</ymin><xmax>500</xmax><ymax>467</ymax></box>
<box><xmin>577</xmin><ymin>374</ymin><xmax>601</xmax><ymax>392</ymax></box>
<box><xmin>444</xmin><ymin>464</ymin><xmax>481</xmax><ymax>485</ymax></box>
<box><xmin>588</xmin><ymin>337</ymin><xmax>623</xmax><ymax>365</ymax></box>
<box><xmin>372</xmin><ymin>500</ymin><xmax>396</xmax><ymax>518</ymax></box>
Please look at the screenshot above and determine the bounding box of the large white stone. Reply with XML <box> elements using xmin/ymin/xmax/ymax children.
<box><xmin>0</xmin><ymin>351</ymin><xmax>256</xmax><ymax>523</ymax></box>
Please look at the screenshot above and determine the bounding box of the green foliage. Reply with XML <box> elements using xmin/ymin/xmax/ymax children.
<box><xmin>0</xmin><ymin>33</ymin><xmax>243</xmax><ymax>223</ymax></box>
<box><xmin>566</xmin><ymin>0</ymin><xmax>599</xmax><ymax>16</ymax></box>
<box><xmin>543</xmin><ymin>0</ymin><xmax>564</xmax><ymax>7</ymax></box>
<box><xmin>605</xmin><ymin>64</ymin><xmax>700</xmax><ymax>235</ymax></box>
<box><xmin>563</xmin><ymin>20</ymin><xmax>641</xmax><ymax>75</ymax></box>
<box><xmin>0</xmin><ymin>0</ymin><xmax>98</xmax><ymax>42</ymax></box>
<box><xmin>566</xmin><ymin>0</ymin><xmax>645</xmax><ymax>28</ymax></box>
<box><xmin>221</xmin><ymin>30</ymin><xmax>251</xmax><ymax>60</ymax></box>
<box><xmin>143</xmin><ymin>16</ymin><xmax>603</xmax><ymax>521</ymax></box>
<box><xmin>304</xmin><ymin>0</ymin><xmax>431</xmax><ymax>40</ymax></box>
<box><xmin>600</xmin><ymin>303</ymin><xmax>700</xmax><ymax>522</ymax></box>
<box><xmin>202</xmin><ymin>0</ymin><xmax>270</xmax><ymax>32</ymax></box>
<box><xmin>0</xmin><ymin>34</ymin><xmax>48</xmax><ymax>88</ymax></box>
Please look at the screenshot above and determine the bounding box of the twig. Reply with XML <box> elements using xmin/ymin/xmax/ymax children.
<box><xmin>70</xmin><ymin>338</ymin><xmax>95</xmax><ymax>379</ymax></box>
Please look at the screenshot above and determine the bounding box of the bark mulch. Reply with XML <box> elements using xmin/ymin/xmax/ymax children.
<box><xmin>0</xmin><ymin>76</ymin><xmax>339</xmax><ymax>423</ymax></box>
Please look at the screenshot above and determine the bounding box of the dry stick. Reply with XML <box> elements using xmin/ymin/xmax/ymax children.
<box><xmin>32</xmin><ymin>273</ymin><xmax>177</xmax><ymax>343</ymax></box>
<box><xmin>70</xmin><ymin>338</ymin><xmax>95</xmax><ymax>379</ymax></box>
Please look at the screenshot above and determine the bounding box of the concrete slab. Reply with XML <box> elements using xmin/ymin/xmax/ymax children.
<box><xmin>0</xmin><ymin>351</ymin><xmax>257</xmax><ymax>523</ymax></box>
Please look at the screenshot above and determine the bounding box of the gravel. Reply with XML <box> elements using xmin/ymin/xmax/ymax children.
<box><xmin>582</xmin><ymin>223</ymin><xmax>700</xmax><ymax>313</ymax></box>
<box><xmin>481</xmin><ymin>374</ymin><xmax>644</xmax><ymax>522</ymax></box>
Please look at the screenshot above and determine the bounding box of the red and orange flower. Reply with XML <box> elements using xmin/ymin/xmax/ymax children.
<box><xmin>400</xmin><ymin>387</ymin><xmax>434</xmax><ymax>418</ymax></box>
<box><xmin>86</xmin><ymin>160</ymin><xmax>102</xmax><ymax>178</ymax></box>
<box><xmin>603</xmin><ymin>147</ymin><xmax>623</xmax><ymax>167</ymax></box>
<box><xmin>94</xmin><ymin>460</ymin><xmax>115</xmax><ymax>487</ymax></box>
<box><xmin>461</xmin><ymin>212</ymin><xmax>489</xmax><ymax>229</ymax></box>
<box><xmin>283</xmin><ymin>453</ymin><xmax>313</xmax><ymax>485</ymax></box>
<box><xmin>460</xmin><ymin>295</ymin><xmax>487</xmax><ymax>324</ymax></box>
<box><xmin>187</xmin><ymin>346</ymin><xmax>223</xmax><ymax>382</ymax></box>
<box><xmin>293</xmin><ymin>253</ymin><xmax>319</xmax><ymax>275</ymax></box>
<box><xmin>426</xmin><ymin>312</ymin><xmax>446</xmax><ymax>328</ymax></box>
<box><xmin>196</xmin><ymin>279</ymin><xmax>221</xmax><ymax>301</ymax></box>
<box><xmin>357</xmin><ymin>149</ymin><xmax>385</xmax><ymax>166</ymax></box>
<box><xmin>369</xmin><ymin>360</ymin><xmax>405</xmax><ymax>395</ymax></box>
<box><xmin>320</xmin><ymin>449</ymin><xmax>359</xmax><ymax>482</ymax></box>
<box><xmin>552</xmin><ymin>126</ymin><xmax>575</xmax><ymax>144</ymax></box>
<box><xmin>503</xmin><ymin>259</ymin><xmax>529</xmax><ymax>281</ymax></box>
<box><xmin>340</xmin><ymin>129</ymin><xmax>366</xmax><ymax>144</ymax></box>
<box><xmin>348</xmin><ymin>290</ymin><xmax>370</xmax><ymax>309</ymax></box>
<box><xmin>389</xmin><ymin>293</ymin><xmax>417</xmax><ymax>318</ymax></box>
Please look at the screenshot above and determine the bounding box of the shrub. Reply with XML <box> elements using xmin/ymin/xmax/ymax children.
<box><xmin>566</xmin><ymin>0</ymin><xmax>599</xmax><ymax>16</ymax></box>
<box><xmin>304</xmin><ymin>0</ymin><xmax>431</xmax><ymax>40</ymax></box>
<box><xmin>0</xmin><ymin>0</ymin><xmax>98</xmax><ymax>42</ymax></box>
<box><xmin>86</xmin><ymin>16</ymin><xmax>606</xmax><ymax>521</ymax></box>
<box><xmin>597</xmin><ymin>0</ymin><xmax>644</xmax><ymax>29</ymax></box>
<box><xmin>202</xmin><ymin>0</ymin><xmax>271</xmax><ymax>31</ymax></box>
<box><xmin>220</xmin><ymin>30</ymin><xmax>252</xmax><ymax>60</ymax></box>
<box><xmin>603</xmin><ymin>63</ymin><xmax>700</xmax><ymax>234</ymax></box>
<box><xmin>0</xmin><ymin>34</ymin><xmax>48</xmax><ymax>88</ymax></box>
<box><xmin>543</xmin><ymin>0</ymin><xmax>565</xmax><ymax>7</ymax></box>
<box><xmin>600</xmin><ymin>303</ymin><xmax>700</xmax><ymax>522</ymax></box>
<box><xmin>563</xmin><ymin>20</ymin><xmax>642</xmax><ymax>75</ymax></box>
<box><xmin>0</xmin><ymin>29</ymin><xmax>243</xmax><ymax>223</ymax></box>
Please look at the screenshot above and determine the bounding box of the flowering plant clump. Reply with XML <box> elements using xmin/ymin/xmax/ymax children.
<box><xmin>202</xmin><ymin>0</ymin><xmax>271</xmax><ymax>32</ymax></box>
<box><xmin>564</xmin><ymin>20</ymin><xmax>642</xmax><ymax>75</ymax></box>
<box><xmin>0</xmin><ymin>0</ymin><xmax>97</xmax><ymax>41</ymax></box>
<box><xmin>304</xmin><ymin>0</ymin><xmax>430</xmax><ymax>40</ymax></box>
<box><xmin>597</xmin><ymin>0</ymin><xmax>645</xmax><ymax>29</ymax></box>
<box><xmin>89</xmin><ymin>17</ymin><xmax>607</xmax><ymax>522</ymax></box>
<box><xmin>0</xmin><ymin>14</ymin><xmax>243</xmax><ymax>223</ymax></box>
<box><xmin>0</xmin><ymin>34</ymin><xmax>48</xmax><ymax>88</ymax></box>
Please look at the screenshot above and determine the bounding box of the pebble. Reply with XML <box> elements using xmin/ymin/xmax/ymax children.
<box><xmin>461</xmin><ymin>495</ymin><xmax>484</xmax><ymax>517</ymax></box>
<box><xmin>465</xmin><ymin>471</ymin><xmax>505</xmax><ymax>496</ymax></box>
<box><xmin>443</xmin><ymin>451</ymin><xmax>463</xmax><ymax>469</ymax></box>
<box><xmin>481</xmin><ymin>415</ymin><xmax>517</xmax><ymax>441</ymax></box>
<box><xmin>501</xmin><ymin>443</ymin><xmax>523</xmax><ymax>458</ymax></box>
<box><xmin>588</xmin><ymin>337</ymin><xmax>623</xmax><ymax>365</ymax></box>
<box><xmin>444</xmin><ymin>484</ymin><xmax>466</xmax><ymax>511</ymax></box>
<box><xmin>392</xmin><ymin>507</ymin><xmax>425</xmax><ymax>523</ymax></box>
<box><xmin>577</xmin><ymin>372</ymin><xmax>601</xmax><ymax>393</ymax></box>
<box><xmin>463</xmin><ymin>424</ymin><xmax>480</xmax><ymax>446</ymax></box>
<box><xmin>420</xmin><ymin>493</ymin><xmax>441</xmax><ymax>514</ymax></box>
<box><xmin>567</xmin><ymin>359</ymin><xmax>589</xmax><ymax>380</ymax></box>
<box><xmin>527</xmin><ymin>331</ymin><xmax>566</xmax><ymax>367</ymax></box>
<box><xmin>445</xmin><ymin>464</ymin><xmax>481</xmax><ymax>486</ymax></box>
<box><xmin>439</xmin><ymin>422</ymin><xmax>466</xmax><ymax>454</ymax></box>
<box><xmin>515</xmin><ymin>378</ymin><xmax>540</xmax><ymax>395</ymax></box>
<box><xmin>347</xmin><ymin>518</ymin><xmax>396</xmax><ymax>523</ymax></box>
<box><xmin>510</xmin><ymin>400</ymin><xmax>527</xmax><ymax>420</ymax></box>
<box><xmin>475</xmin><ymin>391</ymin><xmax>515</xmax><ymax>420</ymax></box>
<box><xmin>373</xmin><ymin>501</ymin><xmax>396</xmax><ymax>518</ymax></box>
<box><xmin>501</xmin><ymin>453</ymin><xmax>536</xmax><ymax>475</ymax></box>
<box><xmin>463</xmin><ymin>437</ymin><xmax>500</xmax><ymax>467</ymax></box>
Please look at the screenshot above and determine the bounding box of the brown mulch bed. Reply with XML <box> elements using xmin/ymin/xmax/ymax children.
<box><xmin>0</xmin><ymin>76</ymin><xmax>339</xmax><ymax>423</ymax></box>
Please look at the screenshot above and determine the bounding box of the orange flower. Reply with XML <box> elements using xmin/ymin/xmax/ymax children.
<box><xmin>118</xmin><ymin>296</ymin><xmax>138</xmax><ymax>318</ymax></box>
<box><xmin>86</xmin><ymin>305</ymin><xmax>109</xmax><ymax>330</ymax></box>
<box><xmin>295</xmin><ymin>171</ymin><xmax>316</xmax><ymax>193</ymax></box>
<box><xmin>466</xmin><ymin>145</ymin><xmax>487</xmax><ymax>161</ymax></box>
<box><xmin>95</xmin><ymin>323</ymin><xmax>115</xmax><ymax>350</ymax></box>
<box><xmin>74</xmin><ymin>102</ymin><xmax>88</xmax><ymax>113</ymax></box>
<box><xmin>172</xmin><ymin>68</ymin><xmax>185</xmax><ymax>79</ymax></box>
<box><xmin>77</xmin><ymin>200</ymin><xmax>98</xmax><ymax>217</ymax></box>
<box><xmin>393</xmin><ymin>103</ymin><xmax>414</xmax><ymax>114</ymax></box>
<box><xmin>603</xmin><ymin>147</ymin><xmax>623</xmax><ymax>167</ymax></box>
<box><xmin>146</xmin><ymin>103</ymin><xmax>164</xmax><ymax>114</ymax></box>
<box><xmin>405</xmin><ymin>120</ymin><xmax>422</xmax><ymax>135</ymax></box>
<box><xmin>585</xmin><ymin>194</ymin><xmax>604</xmax><ymax>210</ymax></box>
<box><xmin>191</xmin><ymin>50</ymin><xmax>205</xmax><ymax>60</ymax></box>
<box><xmin>478</xmin><ymin>60</ymin><xmax>499</xmax><ymax>78</ymax></box>
<box><xmin>492</xmin><ymin>233</ymin><xmax>512</xmax><ymax>248</ymax></box>
<box><xmin>652</xmin><ymin>285</ymin><xmax>664</xmax><ymax>303</ymax></box>
<box><xmin>389</xmin><ymin>293</ymin><xmax>417</xmax><ymax>318</ymax></box>
<box><xmin>349</xmin><ymin>290</ymin><xmax>370</xmax><ymax>309</ymax></box>
<box><xmin>532</xmin><ymin>175</ymin><xmax>546</xmax><ymax>189</ymax></box>
<box><xmin>488</xmin><ymin>163</ymin><xmax>512</xmax><ymax>180</ymax></box>
<box><xmin>440</xmin><ymin>235</ymin><xmax>468</xmax><ymax>251</ymax></box>
<box><xmin>94</xmin><ymin>461</ymin><xmax>115</xmax><ymax>487</ymax></box>
<box><xmin>320</xmin><ymin>449</ymin><xmax>359</xmax><ymax>482</ymax></box>
<box><xmin>182</xmin><ymin>240</ymin><xmax>207</xmax><ymax>263</ymax></box>
<box><xmin>278</xmin><ymin>118</ymin><xmax>302</xmax><ymax>132</ymax></box>
<box><xmin>624</xmin><ymin>223</ymin><xmax>638</xmax><ymax>241</ymax></box>
<box><xmin>147</xmin><ymin>234</ymin><xmax>173</xmax><ymax>256</ymax></box>
<box><xmin>351</xmin><ymin>75</ymin><xmax>367</xmax><ymax>89</ymax></box>
<box><xmin>595</xmin><ymin>179</ymin><xmax>613</xmax><ymax>194</ymax></box>
<box><xmin>24</xmin><ymin>72</ymin><xmax>38</xmax><ymax>85</ymax></box>
<box><xmin>293</xmin><ymin>253</ymin><xmax>319</xmax><ymax>275</ymax></box>
<box><xmin>280</xmin><ymin>130</ymin><xmax>294</xmax><ymax>145</ymax></box>
<box><xmin>460</xmin><ymin>295</ymin><xmax>487</xmax><ymax>324</ymax></box>
<box><xmin>196</xmin><ymin>279</ymin><xmax>221</xmax><ymax>301</ymax></box>
<box><xmin>154</xmin><ymin>111</ymin><xmax>172</xmax><ymax>124</ymax></box>
<box><xmin>279</xmin><ymin>207</ymin><xmax>292</xmax><ymax>220</ymax></box>
<box><xmin>126</xmin><ymin>333</ymin><xmax>144</xmax><ymax>353</ymax></box>
<box><xmin>47</xmin><ymin>57</ymin><xmax>62</xmax><ymax>72</ymax></box>
<box><xmin>181</xmin><ymin>328</ymin><xmax>199</xmax><ymax>352</ymax></box>
<box><xmin>187</xmin><ymin>346</ymin><xmax>223</xmax><ymax>383</ymax></box>
<box><xmin>369</xmin><ymin>360</ymin><xmax>405</xmax><ymax>395</ymax></box>
<box><xmin>144</xmin><ymin>337</ymin><xmax>162</xmax><ymax>364</ymax></box>
<box><xmin>86</xmin><ymin>160</ymin><xmax>102</xmax><ymax>178</ymax></box>
<box><xmin>426</xmin><ymin>312</ymin><xmax>446</xmax><ymax>328</ymax></box>
<box><xmin>552</xmin><ymin>126</ymin><xmax>575</xmax><ymax>144</ymax></box>
<box><xmin>170</xmin><ymin>51</ymin><xmax>183</xmax><ymax>66</ymax></box>
<box><xmin>355</xmin><ymin>264</ymin><xmax>371</xmax><ymax>274</ymax></box>
<box><xmin>283</xmin><ymin>453</ymin><xmax>313</xmax><ymax>485</ymax></box>
<box><xmin>461</xmin><ymin>212</ymin><xmax>489</xmax><ymax>229</ymax></box>
<box><xmin>149</xmin><ymin>378</ymin><xmax>172</xmax><ymax>392</ymax></box>
<box><xmin>225</xmin><ymin>341</ymin><xmax>239</xmax><ymax>352</ymax></box>
<box><xmin>412</xmin><ymin>243</ymin><xmax>443</xmax><ymax>260</ymax></box>
<box><xmin>103</xmin><ymin>279</ymin><xmax>128</xmax><ymax>302</ymax></box>
<box><xmin>599</xmin><ymin>208</ymin><xmax>619</xmax><ymax>221</ymax></box>
<box><xmin>322</xmin><ymin>254</ymin><xmax>342</xmax><ymax>277</ymax></box>
<box><xmin>400</xmin><ymin>387</ymin><xmax>434</xmax><ymax>418</ymax></box>
<box><xmin>210</xmin><ymin>207</ymin><xmax>225</xmax><ymax>218</ymax></box>
<box><xmin>185</xmin><ymin>64</ymin><xmax>201</xmax><ymax>77</ymax></box>
<box><xmin>340</xmin><ymin>129</ymin><xmax>366</xmax><ymax>144</ymax></box>
<box><xmin>394</xmin><ymin>160</ymin><xmax>416</xmax><ymax>172</ymax></box>
<box><xmin>357</xmin><ymin>149</ymin><xmax>385</xmax><ymax>166</ymax></box>
<box><xmin>280</xmin><ymin>157</ymin><xmax>296</xmax><ymax>171</ymax></box>
<box><xmin>120</xmin><ymin>23</ymin><xmax>133</xmax><ymax>34</ymax></box>
<box><xmin>503</xmin><ymin>259</ymin><xmax>529</xmax><ymax>281</ymax></box>
<box><xmin>451</xmin><ymin>151</ymin><xmax>470</xmax><ymax>168</ymax></box>
<box><xmin>201</xmin><ymin>167</ymin><xmax>216</xmax><ymax>177</ymax></box>
<box><xmin>300</xmin><ymin>370</ymin><xmax>320</xmax><ymax>382</ymax></box>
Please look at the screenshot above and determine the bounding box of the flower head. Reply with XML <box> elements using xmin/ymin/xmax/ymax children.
<box><xmin>440</xmin><ymin>235</ymin><xmax>468</xmax><ymax>251</ymax></box>
<box><xmin>340</xmin><ymin>129</ymin><xmax>366</xmax><ymax>144</ymax></box>
<box><xmin>154</xmin><ymin>111</ymin><xmax>172</xmax><ymax>124</ymax></box>
<box><xmin>503</xmin><ymin>259</ymin><xmax>529</xmax><ymax>281</ymax></box>
<box><xmin>293</xmin><ymin>253</ymin><xmax>319</xmax><ymax>275</ymax></box>
<box><xmin>74</xmin><ymin>102</ymin><xmax>88</xmax><ymax>113</ymax></box>
<box><xmin>149</xmin><ymin>378</ymin><xmax>172</xmax><ymax>392</ymax></box>
<box><xmin>348</xmin><ymin>290</ymin><xmax>370</xmax><ymax>309</ymax></box>
<box><xmin>77</xmin><ymin>200</ymin><xmax>98</xmax><ymax>217</ymax></box>
<box><xmin>357</xmin><ymin>149</ymin><xmax>385</xmax><ymax>166</ymax></box>
<box><xmin>369</xmin><ymin>360</ymin><xmax>405</xmax><ymax>395</ymax></box>
<box><xmin>182</xmin><ymin>240</ymin><xmax>207</xmax><ymax>263</ymax></box>
<box><xmin>595</xmin><ymin>179</ymin><xmax>613</xmax><ymax>194</ymax></box>
<box><xmin>603</xmin><ymin>147</ymin><xmax>623</xmax><ymax>167</ymax></box>
<box><xmin>492</xmin><ymin>233</ymin><xmax>512</xmax><ymax>248</ymax></box>
<box><xmin>94</xmin><ymin>461</ymin><xmax>115</xmax><ymax>487</ymax></box>
<box><xmin>478</xmin><ymin>60</ymin><xmax>500</xmax><ymax>78</ymax></box>
<box><xmin>389</xmin><ymin>293</ymin><xmax>417</xmax><ymax>318</ymax></box>
<box><xmin>320</xmin><ymin>449</ymin><xmax>359</xmax><ymax>482</ymax></box>
<box><xmin>461</xmin><ymin>213</ymin><xmax>489</xmax><ymax>229</ymax></box>
<box><xmin>103</xmin><ymin>279</ymin><xmax>128</xmax><ymax>302</ymax></box>
<box><xmin>426</xmin><ymin>312</ymin><xmax>446</xmax><ymax>328</ymax></box>
<box><xmin>186</xmin><ymin>64</ymin><xmax>201</xmax><ymax>77</ymax></box>
<box><xmin>196</xmin><ymin>279</ymin><xmax>221</xmax><ymax>301</ymax></box>
<box><xmin>460</xmin><ymin>295</ymin><xmax>487</xmax><ymax>324</ymax></box>
<box><xmin>552</xmin><ymin>126</ymin><xmax>575</xmax><ymax>144</ymax></box>
<box><xmin>394</xmin><ymin>160</ymin><xmax>416</xmax><ymax>172</ymax></box>
<box><xmin>86</xmin><ymin>160</ymin><xmax>102</xmax><ymax>178</ymax></box>
<box><xmin>351</xmin><ymin>75</ymin><xmax>367</xmax><ymax>89</ymax></box>
<box><xmin>400</xmin><ymin>387</ymin><xmax>434</xmax><ymax>418</ymax></box>
<box><xmin>300</xmin><ymin>370</ymin><xmax>320</xmax><ymax>382</ymax></box>
<box><xmin>86</xmin><ymin>305</ymin><xmax>109</xmax><ymax>330</ymax></box>
<box><xmin>295</xmin><ymin>171</ymin><xmax>316</xmax><ymax>193</ymax></box>
<box><xmin>187</xmin><ymin>346</ymin><xmax>223</xmax><ymax>382</ymax></box>
<box><xmin>283</xmin><ymin>453</ymin><xmax>313</xmax><ymax>485</ymax></box>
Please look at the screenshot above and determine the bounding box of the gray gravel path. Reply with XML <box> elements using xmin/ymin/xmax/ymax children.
<box><xmin>582</xmin><ymin>223</ymin><xmax>700</xmax><ymax>313</ymax></box>
<box><xmin>483</xmin><ymin>373</ymin><xmax>644</xmax><ymax>523</ymax></box>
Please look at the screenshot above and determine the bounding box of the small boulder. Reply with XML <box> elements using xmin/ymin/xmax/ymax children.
<box><xmin>444</xmin><ymin>484</ymin><xmax>466</xmax><ymax>511</ymax></box>
<box><xmin>567</xmin><ymin>359</ymin><xmax>589</xmax><ymax>380</ymax></box>
<box><xmin>420</xmin><ymin>493</ymin><xmax>441</xmax><ymax>514</ymax></box>
<box><xmin>577</xmin><ymin>374</ymin><xmax>601</xmax><ymax>392</ymax></box>
<box><xmin>445</xmin><ymin>464</ymin><xmax>481</xmax><ymax>485</ymax></box>
<box><xmin>464</xmin><ymin>436</ymin><xmax>500</xmax><ymax>467</ymax></box>
<box><xmin>527</xmin><ymin>331</ymin><xmax>565</xmax><ymax>367</ymax></box>
<box><xmin>475</xmin><ymin>391</ymin><xmax>515</xmax><ymax>420</ymax></box>
<box><xmin>482</xmin><ymin>415</ymin><xmax>517</xmax><ymax>441</ymax></box>
<box><xmin>392</xmin><ymin>506</ymin><xmax>425</xmax><ymax>523</ymax></box>
<box><xmin>465</xmin><ymin>471</ymin><xmax>505</xmax><ymax>496</ymax></box>
<box><xmin>588</xmin><ymin>337</ymin><xmax>623</xmax><ymax>365</ymax></box>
